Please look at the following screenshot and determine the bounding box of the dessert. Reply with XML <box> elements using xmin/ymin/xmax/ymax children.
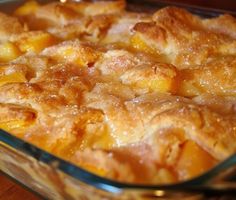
<box><xmin>0</xmin><ymin>0</ymin><xmax>236</xmax><ymax>184</ymax></box>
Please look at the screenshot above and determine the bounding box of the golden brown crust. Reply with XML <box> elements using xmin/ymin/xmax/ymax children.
<box><xmin>178</xmin><ymin>56</ymin><xmax>236</xmax><ymax>97</ymax></box>
<box><xmin>11</xmin><ymin>53</ymin><xmax>51</xmax><ymax>79</ymax></box>
<box><xmin>41</xmin><ymin>40</ymin><xmax>101</xmax><ymax>67</ymax></box>
<box><xmin>102</xmin><ymin>12</ymin><xmax>151</xmax><ymax>44</ymax></box>
<box><xmin>0</xmin><ymin>1</ymin><xmax>236</xmax><ymax>184</ymax></box>
<box><xmin>120</xmin><ymin>62</ymin><xmax>178</xmax><ymax>94</ymax></box>
<box><xmin>0</xmin><ymin>103</ymin><xmax>36</xmax><ymax>124</ymax></box>
<box><xmin>65</xmin><ymin>0</ymin><xmax>126</xmax><ymax>16</ymax></box>
<box><xmin>133</xmin><ymin>7</ymin><xmax>236</xmax><ymax>66</ymax></box>
<box><xmin>34</xmin><ymin>2</ymin><xmax>81</xmax><ymax>27</ymax></box>
<box><xmin>203</xmin><ymin>14</ymin><xmax>236</xmax><ymax>39</ymax></box>
<box><xmin>17</xmin><ymin>1</ymin><xmax>128</xmax><ymax>42</ymax></box>
<box><xmin>0</xmin><ymin>63</ymin><xmax>28</xmax><ymax>76</ymax></box>
<box><xmin>0</xmin><ymin>12</ymin><xmax>26</xmax><ymax>42</ymax></box>
<box><xmin>85</xmin><ymin>87</ymin><xmax>236</xmax><ymax>160</ymax></box>
<box><xmin>193</xmin><ymin>94</ymin><xmax>236</xmax><ymax>115</ymax></box>
<box><xmin>147</xmin><ymin>98</ymin><xmax>236</xmax><ymax>160</ymax></box>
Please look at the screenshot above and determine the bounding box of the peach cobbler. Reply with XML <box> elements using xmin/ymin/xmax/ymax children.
<box><xmin>0</xmin><ymin>0</ymin><xmax>236</xmax><ymax>184</ymax></box>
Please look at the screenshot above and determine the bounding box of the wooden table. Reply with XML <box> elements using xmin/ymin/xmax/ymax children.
<box><xmin>0</xmin><ymin>173</ymin><xmax>40</xmax><ymax>200</ymax></box>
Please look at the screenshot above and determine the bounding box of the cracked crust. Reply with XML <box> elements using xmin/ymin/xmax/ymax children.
<box><xmin>0</xmin><ymin>1</ymin><xmax>236</xmax><ymax>184</ymax></box>
<box><xmin>0</xmin><ymin>12</ymin><xmax>26</xmax><ymax>42</ymax></box>
<box><xmin>133</xmin><ymin>7</ymin><xmax>236</xmax><ymax>66</ymax></box>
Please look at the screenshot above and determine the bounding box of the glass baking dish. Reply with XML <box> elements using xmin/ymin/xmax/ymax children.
<box><xmin>0</xmin><ymin>0</ymin><xmax>236</xmax><ymax>199</ymax></box>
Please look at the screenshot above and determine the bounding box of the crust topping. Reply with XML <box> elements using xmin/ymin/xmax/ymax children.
<box><xmin>0</xmin><ymin>1</ymin><xmax>236</xmax><ymax>184</ymax></box>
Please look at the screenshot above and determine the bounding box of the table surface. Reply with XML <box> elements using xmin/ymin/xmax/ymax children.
<box><xmin>0</xmin><ymin>173</ymin><xmax>40</xmax><ymax>200</ymax></box>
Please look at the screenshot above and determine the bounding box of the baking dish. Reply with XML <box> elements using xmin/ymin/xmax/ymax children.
<box><xmin>0</xmin><ymin>0</ymin><xmax>236</xmax><ymax>199</ymax></box>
